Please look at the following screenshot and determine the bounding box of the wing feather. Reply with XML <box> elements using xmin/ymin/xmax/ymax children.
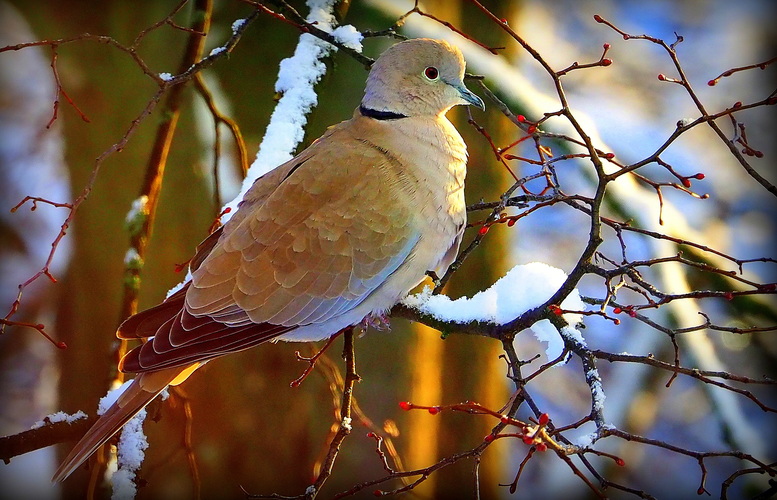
<box><xmin>119</xmin><ymin>122</ymin><xmax>420</xmax><ymax>373</ymax></box>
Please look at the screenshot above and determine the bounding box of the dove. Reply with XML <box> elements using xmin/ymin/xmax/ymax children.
<box><xmin>53</xmin><ymin>37</ymin><xmax>484</xmax><ymax>482</ymax></box>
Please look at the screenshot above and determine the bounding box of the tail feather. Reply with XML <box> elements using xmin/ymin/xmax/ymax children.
<box><xmin>52</xmin><ymin>367</ymin><xmax>187</xmax><ymax>482</ymax></box>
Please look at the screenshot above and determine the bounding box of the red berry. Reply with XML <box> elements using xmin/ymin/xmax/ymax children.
<box><xmin>56</xmin><ymin>341</ymin><xmax>68</xmax><ymax>349</ymax></box>
<box><xmin>484</xmin><ymin>434</ymin><xmax>495</xmax><ymax>443</ymax></box>
<box><xmin>522</xmin><ymin>435</ymin><xmax>534</xmax><ymax>445</ymax></box>
<box><xmin>707</xmin><ymin>79</ymin><xmax>717</xmax><ymax>86</ymax></box>
<box><xmin>628</xmin><ymin>309</ymin><xmax>637</xmax><ymax>318</ymax></box>
<box><xmin>594</xmin><ymin>14</ymin><xmax>604</xmax><ymax>23</ymax></box>
<box><xmin>603</xmin><ymin>43</ymin><xmax>611</xmax><ymax>50</ymax></box>
<box><xmin>682</xmin><ymin>178</ymin><xmax>692</xmax><ymax>188</ymax></box>
<box><xmin>399</xmin><ymin>401</ymin><xmax>412</xmax><ymax>411</ymax></box>
<box><xmin>615</xmin><ymin>458</ymin><xmax>626</xmax><ymax>467</ymax></box>
<box><xmin>694</xmin><ymin>173</ymin><xmax>705</xmax><ymax>180</ymax></box>
<box><xmin>374</xmin><ymin>490</ymin><xmax>384</xmax><ymax>497</ymax></box>
<box><xmin>428</xmin><ymin>406</ymin><xmax>440</xmax><ymax>415</ymax></box>
<box><xmin>733</xmin><ymin>101</ymin><xmax>742</xmax><ymax>108</ymax></box>
<box><xmin>527</xmin><ymin>125</ymin><xmax>537</xmax><ymax>134</ymax></box>
<box><xmin>658</xmin><ymin>74</ymin><xmax>666</xmax><ymax>81</ymax></box>
<box><xmin>538</xmin><ymin>413</ymin><xmax>549</xmax><ymax>426</ymax></box>
<box><xmin>507</xmin><ymin>219</ymin><xmax>516</xmax><ymax>227</ymax></box>
<box><xmin>535</xmin><ymin>442</ymin><xmax>547</xmax><ymax>452</ymax></box>
<box><xmin>613</xmin><ymin>307</ymin><xmax>622</xmax><ymax>314</ymax></box>
<box><xmin>478</xmin><ymin>226</ymin><xmax>490</xmax><ymax>236</ymax></box>
<box><xmin>601</xmin><ymin>58</ymin><xmax>612</xmax><ymax>66</ymax></box>
<box><xmin>517</xmin><ymin>114</ymin><xmax>526</xmax><ymax>123</ymax></box>
<box><xmin>613</xmin><ymin>319</ymin><xmax>621</xmax><ymax>325</ymax></box>
<box><xmin>724</xmin><ymin>292</ymin><xmax>734</xmax><ymax>301</ymax></box>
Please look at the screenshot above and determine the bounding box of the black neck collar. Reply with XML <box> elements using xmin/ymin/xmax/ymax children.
<box><xmin>359</xmin><ymin>105</ymin><xmax>407</xmax><ymax>120</ymax></box>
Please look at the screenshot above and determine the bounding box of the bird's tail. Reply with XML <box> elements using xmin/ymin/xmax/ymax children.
<box><xmin>52</xmin><ymin>365</ymin><xmax>192</xmax><ymax>482</ymax></box>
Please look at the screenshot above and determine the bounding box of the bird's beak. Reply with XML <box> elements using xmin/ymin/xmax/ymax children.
<box><xmin>453</xmin><ymin>82</ymin><xmax>485</xmax><ymax>110</ymax></box>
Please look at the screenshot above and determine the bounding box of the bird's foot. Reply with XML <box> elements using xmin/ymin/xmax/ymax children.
<box><xmin>360</xmin><ymin>312</ymin><xmax>392</xmax><ymax>333</ymax></box>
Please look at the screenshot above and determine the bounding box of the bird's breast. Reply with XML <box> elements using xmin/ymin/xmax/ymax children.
<box><xmin>354</xmin><ymin>113</ymin><xmax>468</xmax><ymax>260</ymax></box>
<box><xmin>413</xmin><ymin>117</ymin><xmax>467</xmax><ymax>228</ymax></box>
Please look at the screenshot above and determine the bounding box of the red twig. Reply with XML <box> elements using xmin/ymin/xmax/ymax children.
<box><xmin>290</xmin><ymin>330</ymin><xmax>343</xmax><ymax>388</ymax></box>
<box><xmin>708</xmin><ymin>56</ymin><xmax>777</xmax><ymax>86</ymax></box>
<box><xmin>0</xmin><ymin>318</ymin><xmax>66</xmax><ymax>349</ymax></box>
<box><xmin>397</xmin><ymin>1</ymin><xmax>503</xmax><ymax>55</ymax></box>
<box><xmin>556</xmin><ymin>43</ymin><xmax>614</xmax><ymax>76</ymax></box>
<box><xmin>10</xmin><ymin>196</ymin><xmax>73</xmax><ymax>213</ymax></box>
<box><xmin>46</xmin><ymin>46</ymin><xmax>90</xmax><ymax>128</ymax></box>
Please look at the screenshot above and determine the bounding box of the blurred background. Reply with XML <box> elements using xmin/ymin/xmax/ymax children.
<box><xmin>1</xmin><ymin>0</ymin><xmax>775</xmax><ymax>499</ymax></box>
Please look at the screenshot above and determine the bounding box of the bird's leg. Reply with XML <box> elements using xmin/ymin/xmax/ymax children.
<box><xmin>359</xmin><ymin>312</ymin><xmax>392</xmax><ymax>333</ymax></box>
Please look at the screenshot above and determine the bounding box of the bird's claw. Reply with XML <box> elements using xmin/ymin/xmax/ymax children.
<box><xmin>360</xmin><ymin>312</ymin><xmax>392</xmax><ymax>333</ymax></box>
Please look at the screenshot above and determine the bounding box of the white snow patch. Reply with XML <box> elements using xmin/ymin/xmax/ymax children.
<box><xmin>124</xmin><ymin>195</ymin><xmax>148</xmax><ymax>226</ymax></box>
<box><xmin>403</xmin><ymin>262</ymin><xmax>584</xmax><ymax>325</ymax></box>
<box><xmin>332</xmin><ymin>24</ymin><xmax>363</xmax><ymax>51</ymax></box>
<box><xmin>677</xmin><ymin>117</ymin><xmax>695</xmax><ymax>128</ymax></box>
<box><xmin>208</xmin><ymin>45</ymin><xmax>226</xmax><ymax>58</ymax></box>
<box><xmin>123</xmin><ymin>248</ymin><xmax>142</xmax><ymax>266</ymax></box>
<box><xmin>560</xmin><ymin>324</ymin><xmax>587</xmax><ymax>348</ymax></box>
<box><xmin>111</xmin><ymin>408</ymin><xmax>148</xmax><ymax>500</ymax></box>
<box><xmin>31</xmin><ymin>410</ymin><xmax>87</xmax><ymax>429</ymax></box>
<box><xmin>231</xmin><ymin>18</ymin><xmax>246</xmax><ymax>34</ymax></box>
<box><xmin>531</xmin><ymin>319</ymin><xmax>564</xmax><ymax>360</ymax></box>
<box><xmin>98</xmin><ymin>380</ymin><xmax>133</xmax><ymax>416</ymax></box>
<box><xmin>574</xmin><ymin>431</ymin><xmax>597</xmax><ymax>449</ymax></box>
<box><xmin>588</xmin><ymin>370</ymin><xmax>606</xmax><ymax>412</ymax></box>
<box><xmin>95</xmin><ymin>380</ymin><xmax>150</xmax><ymax>500</ymax></box>
<box><xmin>403</xmin><ymin>263</ymin><xmax>586</xmax><ymax>361</ymax></box>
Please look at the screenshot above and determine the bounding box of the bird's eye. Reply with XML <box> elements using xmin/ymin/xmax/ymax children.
<box><xmin>423</xmin><ymin>66</ymin><xmax>439</xmax><ymax>80</ymax></box>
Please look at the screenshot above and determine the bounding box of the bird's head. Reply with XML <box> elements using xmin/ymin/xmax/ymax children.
<box><xmin>362</xmin><ymin>38</ymin><xmax>484</xmax><ymax>118</ymax></box>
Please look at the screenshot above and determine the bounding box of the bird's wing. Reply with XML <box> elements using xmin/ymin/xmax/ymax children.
<box><xmin>119</xmin><ymin>122</ymin><xmax>421</xmax><ymax>372</ymax></box>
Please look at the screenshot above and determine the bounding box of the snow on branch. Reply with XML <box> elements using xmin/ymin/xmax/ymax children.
<box><xmin>403</xmin><ymin>262</ymin><xmax>585</xmax><ymax>360</ymax></box>
<box><xmin>222</xmin><ymin>0</ymin><xmax>363</xmax><ymax>222</ymax></box>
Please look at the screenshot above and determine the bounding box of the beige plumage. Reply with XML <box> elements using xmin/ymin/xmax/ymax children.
<box><xmin>53</xmin><ymin>37</ymin><xmax>483</xmax><ymax>482</ymax></box>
